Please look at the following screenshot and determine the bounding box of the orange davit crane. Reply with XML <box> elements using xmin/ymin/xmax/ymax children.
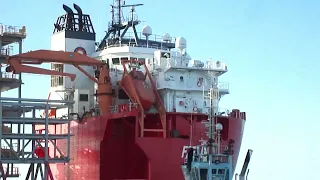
<box><xmin>5</xmin><ymin>49</ymin><xmax>112</xmax><ymax>116</ymax></box>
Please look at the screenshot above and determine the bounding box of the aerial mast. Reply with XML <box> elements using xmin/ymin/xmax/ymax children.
<box><xmin>207</xmin><ymin>75</ymin><xmax>219</xmax><ymax>154</ymax></box>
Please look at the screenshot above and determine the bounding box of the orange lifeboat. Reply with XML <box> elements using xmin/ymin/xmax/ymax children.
<box><xmin>122</xmin><ymin>70</ymin><xmax>155</xmax><ymax>111</ymax></box>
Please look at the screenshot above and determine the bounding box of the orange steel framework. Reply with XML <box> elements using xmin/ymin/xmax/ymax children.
<box><xmin>2</xmin><ymin>50</ymin><xmax>172</xmax><ymax>179</ymax></box>
<box><xmin>120</xmin><ymin>59</ymin><xmax>167</xmax><ymax>138</ymax></box>
<box><xmin>1</xmin><ymin>49</ymin><xmax>110</xmax><ymax>180</ymax></box>
<box><xmin>6</xmin><ymin>50</ymin><xmax>168</xmax><ymax>138</ymax></box>
<box><xmin>5</xmin><ymin>50</ymin><xmax>113</xmax><ymax>116</ymax></box>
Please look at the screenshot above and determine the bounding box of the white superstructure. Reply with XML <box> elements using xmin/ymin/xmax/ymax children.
<box><xmin>49</xmin><ymin>2</ymin><xmax>229</xmax><ymax>118</ymax></box>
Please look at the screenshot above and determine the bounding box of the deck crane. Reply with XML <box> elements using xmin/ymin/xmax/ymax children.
<box><xmin>235</xmin><ymin>149</ymin><xmax>253</xmax><ymax>180</ymax></box>
<box><xmin>5</xmin><ymin>49</ymin><xmax>113</xmax><ymax>116</ymax></box>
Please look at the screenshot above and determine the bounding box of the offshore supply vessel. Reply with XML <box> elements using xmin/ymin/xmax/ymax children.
<box><xmin>0</xmin><ymin>1</ymin><xmax>251</xmax><ymax>180</ymax></box>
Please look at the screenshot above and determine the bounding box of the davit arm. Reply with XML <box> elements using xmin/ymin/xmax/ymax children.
<box><xmin>5</xmin><ymin>49</ymin><xmax>112</xmax><ymax>116</ymax></box>
<box><xmin>5</xmin><ymin>49</ymin><xmax>104</xmax><ymax>83</ymax></box>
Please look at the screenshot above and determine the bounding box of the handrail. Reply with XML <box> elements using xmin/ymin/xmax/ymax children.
<box><xmin>0</xmin><ymin>46</ymin><xmax>13</xmax><ymax>56</ymax></box>
<box><xmin>102</xmin><ymin>42</ymin><xmax>171</xmax><ymax>50</ymax></box>
<box><xmin>164</xmin><ymin>58</ymin><xmax>227</xmax><ymax>71</ymax></box>
<box><xmin>110</xmin><ymin>102</ymin><xmax>138</xmax><ymax>114</ymax></box>
<box><xmin>1</xmin><ymin>72</ymin><xmax>17</xmax><ymax>79</ymax></box>
<box><xmin>0</xmin><ymin>24</ymin><xmax>26</xmax><ymax>36</ymax></box>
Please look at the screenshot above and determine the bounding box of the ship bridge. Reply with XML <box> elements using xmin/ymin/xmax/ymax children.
<box><xmin>182</xmin><ymin>154</ymin><xmax>233</xmax><ymax>180</ymax></box>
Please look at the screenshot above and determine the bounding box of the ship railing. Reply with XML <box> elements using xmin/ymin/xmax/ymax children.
<box><xmin>156</xmin><ymin>80</ymin><xmax>229</xmax><ymax>92</ymax></box>
<box><xmin>165</xmin><ymin>58</ymin><xmax>227</xmax><ymax>71</ymax></box>
<box><xmin>111</xmin><ymin>102</ymin><xmax>139</xmax><ymax>114</ymax></box>
<box><xmin>204</xmin><ymin>60</ymin><xmax>227</xmax><ymax>71</ymax></box>
<box><xmin>121</xmin><ymin>31</ymin><xmax>176</xmax><ymax>44</ymax></box>
<box><xmin>0</xmin><ymin>24</ymin><xmax>27</xmax><ymax>37</ymax></box>
<box><xmin>1</xmin><ymin>143</ymin><xmax>18</xmax><ymax>157</ymax></box>
<box><xmin>0</xmin><ymin>46</ymin><xmax>13</xmax><ymax>56</ymax></box>
<box><xmin>218</xmin><ymin>108</ymin><xmax>231</xmax><ymax>117</ymax></box>
<box><xmin>2</xmin><ymin>166</ymin><xmax>20</xmax><ymax>176</ymax></box>
<box><xmin>0</xmin><ymin>72</ymin><xmax>17</xmax><ymax>79</ymax></box>
<box><xmin>211</xmin><ymin>155</ymin><xmax>230</xmax><ymax>163</ymax></box>
<box><xmin>102</xmin><ymin>41</ymin><xmax>173</xmax><ymax>50</ymax></box>
<box><xmin>194</xmin><ymin>154</ymin><xmax>230</xmax><ymax>163</ymax></box>
<box><xmin>108</xmin><ymin>15</ymin><xmax>140</xmax><ymax>28</ymax></box>
<box><xmin>218</xmin><ymin>82</ymin><xmax>229</xmax><ymax>90</ymax></box>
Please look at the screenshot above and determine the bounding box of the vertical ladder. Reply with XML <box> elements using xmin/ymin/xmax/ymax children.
<box><xmin>144</xmin><ymin>63</ymin><xmax>167</xmax><ymax>138</ymax></box>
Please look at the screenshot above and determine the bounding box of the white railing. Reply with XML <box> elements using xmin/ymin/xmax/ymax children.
<box><xmin>156</xmin><ymin>80</ymin><xmax>229</xmax><ymax>92</ymax></box>
<box><xmin>1</xmin><ymin>72</ymin><xmax>17</xmax><ymax>79</ymax></box>
<box><xmin>110</xmin><ymin>102</ymin><xmax>138</xmax><ymax>114</ymax></box>
<box><xmin>218</xmin><ymin>108</ymin><xmax>231</xmax><ymax>116</ymax></box>
<box><xmin>0</xmin><ymin>24</ymin><xmax>26</xmax><ymax>36</ymax></box>
<box><xmin>204</xmin><ymin>60</ymin><xmax>227</xmax><ymax>70</ymax></box>
<box><xmin>164</xmin><ymin>58</ymin><xmax>228</xmax><ymax>71</ymax></box>
<box><xmin>218</xmin><ymin>82</ymin><xmax>229</xmax><ymax>91</ymax></box>
<box><xmin>1</xmin><ymin>46</ymin><xmax>13</xmax><ymax>56</ymax></box>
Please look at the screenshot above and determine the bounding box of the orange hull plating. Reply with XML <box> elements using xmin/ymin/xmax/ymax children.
<box><xmin>40</xmin><ymin>110</ymin><xmax>245</xmax><ymax>180</ymax></box>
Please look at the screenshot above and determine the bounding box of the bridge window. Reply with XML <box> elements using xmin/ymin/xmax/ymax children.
<box><xmin>79</xmin><ymin>94</ymin><xmax>88</xmax><ymax>102</ymax></box>
<box><xmin>112</xmin><ymin>58</ymin><xmax>120</xmax><ymax>65</ymax></box>
<box><xmin>138</xmin><ymin>58</ymin><xmax>145</xmax><ymax>63</ymax></box>
<box><xmin>130</xmin><ymin>57</ymin><xmax>137</xmax><ymax>61</ymax></box>
<box><xmin>161</xmin><ymin>52</ymin><xmax>171</xmax><ymax>58</ymax></box>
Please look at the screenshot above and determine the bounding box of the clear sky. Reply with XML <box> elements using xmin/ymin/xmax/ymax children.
<box><xmin>1</xmin><ymin>0</ymin><xmax>320</xmax><ymax>179</ymax></box>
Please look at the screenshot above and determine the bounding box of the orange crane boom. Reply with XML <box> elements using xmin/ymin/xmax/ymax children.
<box><xmin>5</xmin><ymin>49</ymin><xmax>112</xmax><ymax>116</ymax></box>
<box><xmin>6</xmin><ymin>50</ymin><xmax>103</xmax><ymax>82</ymax></box>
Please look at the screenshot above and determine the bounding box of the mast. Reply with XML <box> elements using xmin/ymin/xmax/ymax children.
<box><xmin>116</xmin><ymin>0</ymin><xmax>122</xmax><ymax>37</ymax></box>
<box><xmin>207</xmin><ymin>76</ymin><xmax>219</xmax><ymax>154</ymax></box>
<box><xmin>98</xmin><ymin>0</ymin><xmax>144</xmax><ymax>50</ymax></box>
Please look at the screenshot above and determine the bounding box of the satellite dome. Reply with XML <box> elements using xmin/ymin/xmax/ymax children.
<box><xmin>142</xmin><ymin>25</ymin><xmax>152</xmax><ymax>36</ymax></box>
<box><xmin>163</xmin><ymin>33</ymin><xmax>172</xmax><ymax>42</ymax></box>
<box><xmin>175</xmin><ymin>37</ymin><xmax>187</xmax><ymax>50</ymax></box>
<box><xmin>216</xmin><ymin>123</ymin><xmax>223</xmax><ymax>131</ymax></box>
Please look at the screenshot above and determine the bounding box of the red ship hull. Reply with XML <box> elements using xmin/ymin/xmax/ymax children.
<box><xmin>42</xmin><ymin>109</ymin><xmax>245</xmax><ymax>180</ymax></box>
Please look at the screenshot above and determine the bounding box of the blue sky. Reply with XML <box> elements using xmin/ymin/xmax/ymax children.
<box><xmin>1</xmin><ymin>0</ymin><xmax>320</xmax><ymax>179</ymax></box>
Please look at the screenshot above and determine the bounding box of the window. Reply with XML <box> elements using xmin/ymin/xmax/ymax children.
<box><xmin>161</xmin><ymin>52</ymin><xmax>171</xmax><ymax>58</ymax></box>
<box><xmin>180</xmin><ymin>76</ymin><xmax>184</xmax><ymax>82</ymax></box>
<box><xmin>118</xmin><ymin>89</ymin><xmax>129</xmax><ymax>99</ymax></box>
<box><xmin>79</xmin><ymin>94</ymin><xmax>89</xmax><ymax>102</ymax></box>
<box><xmin>112</xmin><ymin>58</ymin><xmax>120</xmax><ymax>65</ymax></box>
<box><xmin>50</xmin><ymin>64</ymin><xmax>64</xmax><ymax>87</ymax></box>
<box><xmin>138</xmin><ymin>58</ymin><xmax>145</xmax><ymax>64</ymax></box>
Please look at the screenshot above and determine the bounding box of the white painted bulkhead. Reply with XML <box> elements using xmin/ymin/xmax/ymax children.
<box><xmin>49</xmin><ymin>29</ymin><xmax>229</xmax><ymax>118</ymax></box>
<box><xmin>50</xmin><ymin>31</ymin><xmax>96</xmax><ymax>118</ymax></box>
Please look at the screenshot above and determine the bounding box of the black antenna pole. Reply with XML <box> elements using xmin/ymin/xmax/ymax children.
<box><xmin>110</xmin><ymin>5</ymin><xmax>114</xmax><ymax>26</ymax></box>
<box><xmin>117</xmin><ymin>0</ymin><xmax>121</xmax><ymax>37</ymax></box>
